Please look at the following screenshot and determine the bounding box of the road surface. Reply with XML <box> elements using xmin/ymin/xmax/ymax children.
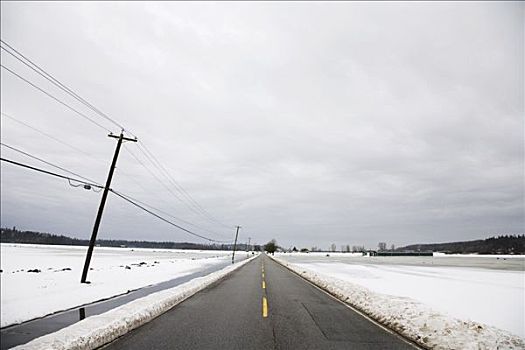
<box><xmin>105</xmin><ymin>254</ymin><xmax>417</xmax><ymax>350</ymax></box>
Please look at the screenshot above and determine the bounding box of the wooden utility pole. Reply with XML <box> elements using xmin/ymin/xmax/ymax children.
<box><xmin>81</xmin><ymin>132</ymin><xmax>137</xmax><ymax>283</ymax></box>
<box><xmin>231</xmin><ymin>225</ymin><xmax>241</xmax><ymax>264</ymax></box>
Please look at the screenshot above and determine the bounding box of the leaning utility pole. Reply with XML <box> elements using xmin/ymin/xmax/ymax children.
<box><xmin>231</xmin><ymin>225</ymin><xmax>241</xmax><ymax>264</ymax></box>
<box><xmin>81</xmin><ymin>131</ymin><xmax>137</xmax><ymax>283</ymax></box>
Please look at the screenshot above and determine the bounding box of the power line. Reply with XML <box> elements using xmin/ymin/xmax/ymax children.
<box><xmin>1</xmin><ymin>112</ymin><xmax>93</xmax><ymax>157</ymax></box>
<box><xmin>110</xmin><ymin>190</ymin><xmax>230</xmax><ymax>243</ymax></box>
<box><xmin>111</xmin><ymin>190</ymin><xmax>231</xmax><ymax>240</ymax></box>
<box><xmin>2</xmin><ymin>48</ymin><xmax>224</xmax><ymax>227</ymax></box>
<box><xmin>128</xmin><ymin>145</ymin><xmax>196</xmax><ymax>209</ymax></box>
<box><xmin>0</xmin><ymin>156</ymin><xmax>230</xmax><ymax>243</ymax></box>
<box><xmin>1</xmin><ymin>40</ymin><xmax>231</xmax><ymax>233</ymax></box>
<box><xmin>138</xmin><ymin>142</ymin><xmax>215</xmax><ymax>217</ymax></box>
<box><xmin>1</xmin><ymin>109</ymin><xmax>228</xmax><ymax>238</ymax></box>
<box><xmin>139</xmin><ymin>142</ymin><xmax>222</xmax><ymax>221</ymax></box>
<box><xmin>122</xmin><ymin>145</ymin><xmax>232</xmax><ymax>239</ymax></box>
<box><xmin>0</xmin><ymin>40</ymin><xmax>131</xmax><ymax>135</ymax></box>
<box><xmin>0</xmin><ymin>64</ymin><xmax>112</xmax><ymax>133</ymax></box>
<box><xmin>0</xmin><ymin>142</ymin><xmax>101</xmax><ymax>185</ymax></box>
<box><xmin>0</xmin><ymin>157</ymin><xmax>103</xmax><ymax>190</ymax></box>
<box><xmin>1</xmin><ymin>40</ymin><xmax>228</xmax><ymax>227</ymax></box>
<box><xmin>136</xmin><ymin>141</ymin><xmax>232</xmax><ymax>229</ymax></box>
<box><xmin>1</xmin><ymin>111</ymin><xmax>153</xmax><ymax>194</ymax></box>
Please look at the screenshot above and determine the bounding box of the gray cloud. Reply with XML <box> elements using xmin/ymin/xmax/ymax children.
<box><xmin>1</xmin><ymin>2</ymin><xmax>523</xmax><ymax>250</ymax></box>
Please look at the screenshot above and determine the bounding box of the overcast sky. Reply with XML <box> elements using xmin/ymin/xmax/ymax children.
<box><xmin>1</xmin><ymin>2</ymin><xmax>523</xmax><ymax>250</ymax></box>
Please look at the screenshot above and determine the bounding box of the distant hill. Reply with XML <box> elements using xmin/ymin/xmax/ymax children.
<box><xmin>397</xmin><ymin>235</ymin><xmax>525</xmax><ymax>255</ymax></box>
<box><xmin>0</xmin><ymin>227</ymin><xmax>257</xmax><ymax>251</ymax></box>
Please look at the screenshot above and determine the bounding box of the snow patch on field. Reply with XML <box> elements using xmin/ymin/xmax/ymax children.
<box><xmin>13</xmin><ymin>256</ymin><xmax>255</xmax><ymax>350</ymax></box>
<box><xmin>271</xmin><ymin>255</ymin><xmax>525</xmax><ymax>350</ymax></box>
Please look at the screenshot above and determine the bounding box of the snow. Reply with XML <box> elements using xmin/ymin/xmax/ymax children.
<box><xmin>272</xmin><ymin>254</ymin><xmax>525</xmax><ymax>350</ymax></box>
<box><xmin>292</xmin><ymin>262</ymin><xmax>524</xmax><ymax>337</ymax></box>
<box><xmin>0</xmin><ymin>243</ymin><xmax>248</xmax><ymax>327</ymax></box>
<box><xmin>13</xmin><ymin>255</ymin><xmax>256</xmax><ymax>350</ymax></box>
<box><xmin>432</xmin><ymin>252</ymin><xmax>525</xmax><ymax>259</ymax></box>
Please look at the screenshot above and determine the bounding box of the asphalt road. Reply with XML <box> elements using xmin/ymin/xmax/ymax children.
<box><xmin>104</xmin><ymin>254</ymin><xmax>417</xmax><ymax>350</ymax></box>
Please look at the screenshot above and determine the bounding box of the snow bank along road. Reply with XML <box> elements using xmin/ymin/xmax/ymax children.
<box><xmin>275</xmin><ymin>253</ymin><xmax>525</xmax><ymax>349</ymax></box>
<box><xmin>0</xmin><ymin>244</ymin><xmax>251</xmax><ymax>349</ymax></box>
<box><xmin>9</xmin><ymin>256</ymin><xmax>256</xmax><ymax>350</ymax></box>
<box><xmin>104</xmin><ymin>254</ymin><xmax>417</xmax><ymax>350</ymax></box>
<box><xmin>0</xmin><ymin>263</ymin><xmax>235</xmax><ymax>349</ymax></box>
<box><xmin>0</xmin><ymin>244</ymin><xmax>242</xmax><ymax>328</ymax></box>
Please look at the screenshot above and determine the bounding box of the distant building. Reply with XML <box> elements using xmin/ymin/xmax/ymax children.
<box><xmin>369</xmin><ymin>251</ymin><xmax>433</xmax><ymax>257</ymax></box>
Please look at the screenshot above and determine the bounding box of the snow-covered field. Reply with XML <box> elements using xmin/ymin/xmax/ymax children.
<box><xmin>14</xmin><ymin>255</ymin><xmax>256</xmax><ymax>350</ymax></box>
<box><xmin>274</xmin><ymin>253</ymin><xmax>525</xmax><ymax>349</ymax></box>
<box><xmin>0</xmin><ymin>243</ymin><xmax>246</xmax><ymax>327</ymax></box>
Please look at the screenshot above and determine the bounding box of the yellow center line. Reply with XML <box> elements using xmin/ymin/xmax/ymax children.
<box><xmin>262</xmin><ymin>297</ymin><xmax>268</xmax><ymax>318</ymax></box>
<box><xmin>261</xmin><ymin>260</ymin><xmax>268</xmax><ymax>318</ymax></box>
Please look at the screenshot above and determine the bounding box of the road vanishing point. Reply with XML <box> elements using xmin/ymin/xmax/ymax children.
<box><xmin>104</xmin><ymin>254</ymin><xmax>418</xmax><ymax>350</ymax></box>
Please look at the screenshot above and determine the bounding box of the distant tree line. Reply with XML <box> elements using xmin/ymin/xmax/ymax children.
<box><xmin>283</xmin><ymin>235</ymin><xmax>524</xmax><ymax>255</ymax></box>
<box><xmin>397</xmin><ymin>234</ymin><xmax>525</xmax><ymax>255</ymax></box>
<box><xmin>0</xmin><ymin>227</ymin><xmax>261</xmax><ymax>251</ymax></box>
<box><xmin>287</xmin><ymin>244</ymin><xmax>366</xmax><ymax>253</ymax></box>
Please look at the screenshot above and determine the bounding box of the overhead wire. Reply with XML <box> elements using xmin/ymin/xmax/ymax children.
<box><xmin>110</xmin><ymin>184</ymin><xmax>231</xmax><ymax>239</ymax></box>
<box><xmin>2</xmin><ymin>44</ymin><xmax>226</xmax><ymax>227</ymax></box>
<box><xmin>131</xmin><ymin>145</ymin><xmax>199</xmax><ymax>208</ymax></box>
<box><xmin>2</xmin><ymin>41</ymin><xmax>229</xmax><ymax>229</ymax></box>
<box><xmin>1</xmin><ymin>111</ymin><xmax>152</xmax><ymax>194</ymax></box>
<box><xmin>0</xmin><ymin>40</ymin><xmax>130</xmax><ymax>135</ymax></box>
<box><xmin>0</xmin><ymin>44</ymin><xmax>165</xmax><ymax>200</ymax></box>
<box><xmin>0</xmin><ymin>142</ymin><xmax>102</xmax><ymax>185</ymax></box>
<box><xmin>0</xmin><ymin>64</ymin><xmax>112</xmax><ymax>133</ymax></box>
<box><xmin>0</xmin><ymin>157</ymin><xmax>103</xmax><ymax>190</ymax></box>
<box><xmin>1</xmin><ymin>112</ymin><xmax>93</xmax><ymax>157</ymax></box>
<box><xmin>1</xmin><ymin>109</ymin><xmax>228</xmax><ymax>239</ymax></box>
<box><xmin>122</xmin><ymin>145</ymin><xmax>232</xmax><ymax>239</ymax></box>
<box><xmin>123</xmin><ymin>145</ymin><xmax>185</xmax><ymax>202</ymax></box>
<box><xmin>110</xmin><ymin>190</ymin><xmax>231</xmax><ymax>243</ymax></box>
<box><xmin>1</xmin><ymin>39</ymin><xmax>232</xmax><ymax>234</ymax></box>
<box><xmin>0</xmin><ymin>156</ymin><xmax>230</xmax><ymax>243</ymax></box>
<box><xmin>136</xmin><ymin>142</ymin><xmax>232</xmax><ymax>229</ymax></box>
<box><xmin>139</xmin><ymin>142</ymin><xmax>223</xmax><ymax>220</ymax></box>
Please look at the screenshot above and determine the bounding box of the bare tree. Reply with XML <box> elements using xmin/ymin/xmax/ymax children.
<box><xmin>391</xmin><ymin>244</ymin><xmax>395</xmax><ymax>251</ymax></box>
<box><xmin>378</xmin><ymin>242</ymin><xmax>387</xmax><ymax>251</ymax></box>
<box><xmin>330</xmin><ymin>243</ymin><xmax>337</xmax><ymax>252</ymax></box>
<box><xmin>352</xmin><ymin>245</ymin><xmax>365</xmax><ymax>252</ymax></box>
